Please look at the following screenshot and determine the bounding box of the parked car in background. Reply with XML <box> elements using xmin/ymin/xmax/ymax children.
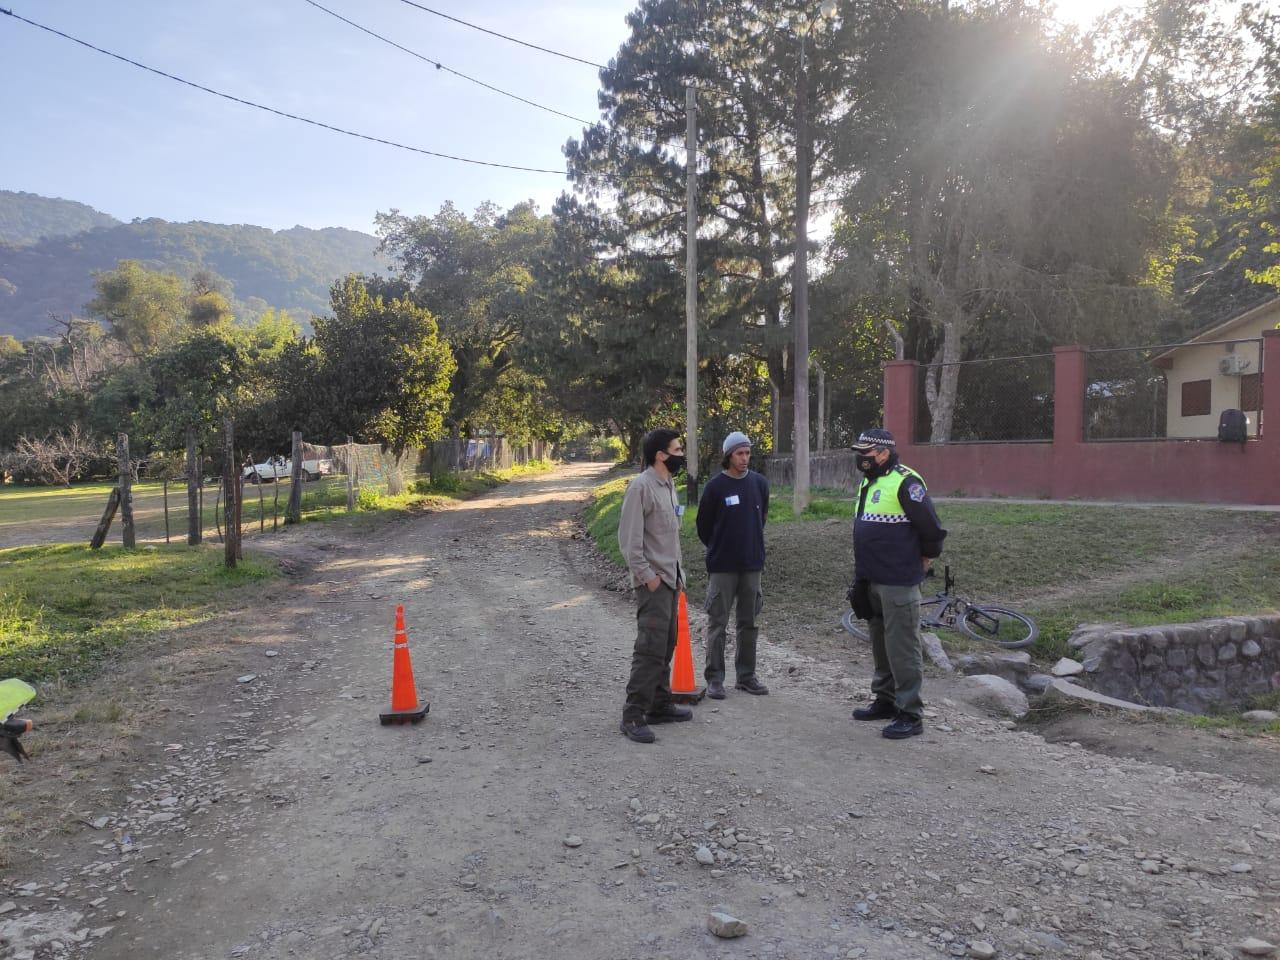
<box><xmin>243</xmin><ymin>456</ymin><xmax>334</xmax><ymax>483</ymax></box>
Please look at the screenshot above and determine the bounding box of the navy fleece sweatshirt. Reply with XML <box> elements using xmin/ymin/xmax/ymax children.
<box><xmin>696</xmin><ymin>469</ymin><xmax>769</xmax><ymax>573</ymax></box>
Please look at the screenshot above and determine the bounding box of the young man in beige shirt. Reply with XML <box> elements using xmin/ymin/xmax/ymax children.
<box><xmin>616</xmin><ymin>428</ymin><xmax>695</xmax><ymax>743</ymax></box>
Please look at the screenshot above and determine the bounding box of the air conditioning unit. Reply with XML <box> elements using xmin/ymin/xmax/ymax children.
<box><xmin>1219</xmin><ymin>354</ymin><xmax>1252</xmax><ymax>376</ymax></box>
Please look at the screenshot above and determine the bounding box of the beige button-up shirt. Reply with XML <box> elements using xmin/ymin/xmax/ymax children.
<box><xmin>617</xmin><ymin>466</ymin><xmax>684</xmax><ymax>590</ymax></box>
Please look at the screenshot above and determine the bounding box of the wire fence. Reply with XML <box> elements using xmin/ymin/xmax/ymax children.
<box><xmin>0</xmin><ymin>432</ymin><xmax>555</xmax><ymax>553</ymax></box>
<box><xmin>914</xmin><ymin>354</ymin><xmax>1055</xmax><ymax>444</ymax></box>
<box><xmin>1085</xmin><ymin>338</ymin><xmax>1263</xmax><ymax>441</ymax></box>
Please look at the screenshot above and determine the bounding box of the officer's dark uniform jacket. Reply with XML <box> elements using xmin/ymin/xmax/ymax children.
<box><xmin>853</xmin><ymin>454</ymin><xmax>947</xmax><ymax>586</ymax></box>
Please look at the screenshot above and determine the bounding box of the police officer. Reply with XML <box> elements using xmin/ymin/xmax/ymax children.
<box><xmin>847</xmin><ymin>428</ymin><xmax>946</xmax><ymax>739</ymax></box>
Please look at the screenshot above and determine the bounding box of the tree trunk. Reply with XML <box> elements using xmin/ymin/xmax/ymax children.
<box><xmin>925</xmin><ymin>316</ymin><xmax>965</xmax><ymax>443</ymax></box>
<box><xmin>187</xmin><ymin>430</ymin><xmax>202</xmax><ymax>545</ymax></box>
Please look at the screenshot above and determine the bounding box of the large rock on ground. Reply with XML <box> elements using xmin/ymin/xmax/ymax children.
<box><xmin>955</xmin><ymin>651</ymin><xmax>1031</xmax><ymax>686</ymax></box>
<box><xmin>1041</xmin><ymin>679</ymin><xmax>1178</xmax><ymax>715</ymax></box>
<box><xmin>707</xmin><ymin>911</ymin><xmax>748</xmax><ymax>939</ymax></box>
<box><xmin>956</xmin><ymin>674</ymin><xmax>1029</xmax><ymax>718</ymax></box>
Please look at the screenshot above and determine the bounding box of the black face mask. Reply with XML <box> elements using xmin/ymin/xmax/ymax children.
<box><xmin>857</xmin><ymin>455</ymin><xmax>884</xmax><ymax>477</ymax></box>
<box><xmin>663</xmin><ymin>454</ymin><xmax>687</xmax><ymax>475</ymax></box>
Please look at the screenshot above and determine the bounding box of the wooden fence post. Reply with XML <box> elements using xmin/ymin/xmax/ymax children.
<box><xmin>186</xmin><ymin>430</ymin><xmax>201</xmax><ymax>545</ymax></box>
<box><xmin>118</xmin><ymin>433</ymin><xmax>135</xmax><ymax>549</ymax></box>
<box><xmin>223</xmin><ymin>418</ymin><xmax>238</xmax><ymax>568</ymax></box>
<box><xmin>347</xmin><ymin>436</ymin><xmax>355</xmax><ymax>512</ymax></box>
<box><xmin>89</xmin><ymin>488</ymin><xmax>121</xmax><ymax>550</ymax></box>
<box><xmin>163</xmin><ymin>478</ymin><xmax>170</xmax><ymax>543</ymax></box>
<box><xmin>285</xmin><ymin>430</ymin><xmax>303</xmax><ymax>525</ymax></box>
<box><xmin>255</xmin><ymin>469</ymin><xmax>265</xmax><ymax>533</ymax></box>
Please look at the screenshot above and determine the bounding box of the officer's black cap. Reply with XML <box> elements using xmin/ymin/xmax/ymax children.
<box><xmin>851</xmin><ymin>428</ymin><xmax>896</xmax><ymax>452</ymax></box>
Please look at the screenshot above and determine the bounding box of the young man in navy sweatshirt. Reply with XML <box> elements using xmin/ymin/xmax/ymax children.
<box><xmin>696</xmin><ymin>431</ymin><xmax>770</xmax><ymax>699</ymax></box>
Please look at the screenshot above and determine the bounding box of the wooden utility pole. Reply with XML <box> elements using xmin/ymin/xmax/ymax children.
<box><xmin>118</xmin><ymin>433</ymin><xmax>135</xmax><ymax>548</ymax></box>
<box><xmin>792</xmin><ymin>37</ymin><xmax>813</xmax><ymax>515</ymax></box>
<box><xmin>685</xmin><ymin>81</ymin><xmax>699</xmax><ymax>505</ymax></box>
<box><xmin>223</xmin><ymin>418</ymin><xmax>238</xmax><ymax>568</ymax></box>
<box><xmin>285</xmin><ymin>430</ymin><xmax>303</xmax><ymax>525</ymax></box>
<box><xmin>186</xmin><ymin>430</ymin><xmax>201</xmax><ymax>545</ymax></box>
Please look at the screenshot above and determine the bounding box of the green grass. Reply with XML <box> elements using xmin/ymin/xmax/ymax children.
<box><xmin>585</xmin><ymin>475</ymin><xmax>1280</xmax><ymax>665</ymax></box>
<box><xmin>584</xmin><ymin>475</ymin><xmax>630</xmax><ymax>568</ymax></box>
<box><xmin>0</xmin><ymin>543</ymin><xmax>275</xmax><ymax>684</ymax></box>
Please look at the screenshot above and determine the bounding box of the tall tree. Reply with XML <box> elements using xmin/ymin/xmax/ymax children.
<box><xmin>85</xmin><ymin>259</ymin><xmax>187</xmax><ymax>354</ymax></box>
<box><xmin>829</xmin><ymin>3</ymin><xmax>1178</xmax><ymax>441</ymax></box>
<box><xmin>308</xmin><ymin>275</ymin><xmax>455</xmax><ymax>457</ymax></box>
<box><xmin>375</xmin><ymin>201</ymin><xmax>551</xmax><ymax>436</ymax></box>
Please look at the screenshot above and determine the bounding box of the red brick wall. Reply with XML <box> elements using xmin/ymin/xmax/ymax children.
<box><xmin>885</xmin><ymin>331</ymin><xmax>1280</xmax><ymax>505</ymax></box>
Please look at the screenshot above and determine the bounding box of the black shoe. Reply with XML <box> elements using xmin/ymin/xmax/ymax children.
<box><xmin>707</xmin><ymin>680</ymin><xmax>726</xmax><ymax>700</ymax></box>
<box><xmin>852</xmin><ymin>699</ymin><xmax>897</xmax><ymax>721</ymax></box>
<box><xmin>882</xmin><ymin>716</ymin><xmax>923</xmax><ymax>739</ymax></box>
<box><xmin>645</xmin><ymin>703</ymin><xmax>693</xmax><ymax>724</ymax></box>
<box><xmin>620</xmin><ymin>718</ymin><xmax>656</xmax><ymax>743</ymax></box>
<box><xmin>735</xmin><ymin>676</ymin><xmax>769</xmax><ymax>696</ymax></box>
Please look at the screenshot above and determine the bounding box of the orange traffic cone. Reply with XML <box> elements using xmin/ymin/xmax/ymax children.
<box><xmin>669</xmin><ymin>591</ymin><xmax>706</xmax><ymax>704</ymax></box>
<box><xmin>379</xmin><ymin>604</ymin><xmax>430</xmax><ymax>725</ymax></box>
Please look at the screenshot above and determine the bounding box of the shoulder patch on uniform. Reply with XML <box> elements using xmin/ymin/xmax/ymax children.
<box><xmin>907</xmin><ymin>482</ymin><xmax>926</xmax><ymax>503</ymax></box>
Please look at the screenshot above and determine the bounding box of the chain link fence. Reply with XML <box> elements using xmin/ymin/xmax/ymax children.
<box><xmin>914</xmin><ymin>354</ymin><xmax>1055</xmax><ymax>444</ymax></box>
<box><xmin>1085</xmin><ymin>338</ymin><xmax>1263</xmax><ymax>440</ymax></box>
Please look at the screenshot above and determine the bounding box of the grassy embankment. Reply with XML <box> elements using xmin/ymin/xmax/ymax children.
<box><xmin>584</xmin><ymin>474</ymin><xmax>1280</xmax><ymax>670</ymax></box>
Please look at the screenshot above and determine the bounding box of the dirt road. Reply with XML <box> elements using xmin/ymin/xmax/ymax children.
<box><xmin>3</xmin><ymin>464</ymin><xmax>1278</xmax><ymax>959</ymax></box>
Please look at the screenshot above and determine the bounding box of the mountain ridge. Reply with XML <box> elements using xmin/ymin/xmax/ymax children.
<box><xmin>0</xmin><ymin>191</ymin><xmax>387</xmax><ymax>339</ymax></box>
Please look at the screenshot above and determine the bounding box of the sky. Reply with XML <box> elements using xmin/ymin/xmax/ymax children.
<box><xmin>0</xmin><ymin>0</ymin><xmax>1125</xmax><ymax>235</ymax></box>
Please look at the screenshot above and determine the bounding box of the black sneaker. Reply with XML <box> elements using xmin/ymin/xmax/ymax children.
<box><xmin>707</xmin><ymin>680</ymin><xmax>726</xmax><ymax>700</ymax></box>
<box><xmin>645</xmin><ymin>703</ymin><xmax>693</xmax><ymax>724</ymax></box>
<box><xmin>851</xmin><ymin>700</ymin><xmax>897</xmax><ymax>721</ymax></box>
<box><xmin>620</xmin><ymin>718</ymin><xmax>656</xmax><ymax>743</ymax></box>
<box><xmin>882</xmin><ymin>715</ymin><xmax>924</xmax><ymax>739</ymax></box>
<box><xmin>735</xmin><ymin>676</ymin><xmax>769</xmax><ymax>695</ymax></box>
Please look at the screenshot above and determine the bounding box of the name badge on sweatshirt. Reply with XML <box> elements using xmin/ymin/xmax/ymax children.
<box><xmin>724</xmin><ymin>494</ymin><xmax>741</xmax><ymax>506</ymax></box>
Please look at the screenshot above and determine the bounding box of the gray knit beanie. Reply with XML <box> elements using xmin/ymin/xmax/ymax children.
<box><xmin>722</xmin><ymin>431</ymin><xmax>752</xmax><ymax>456</ymax></box>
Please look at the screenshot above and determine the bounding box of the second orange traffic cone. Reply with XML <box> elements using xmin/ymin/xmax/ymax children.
<box><xmin>379</xmin><ymin>604</ymin><xmax>430</xmax><ymax>725</ymax></box>
<box><xmin>669</xmin><ymin>591</ymin><xmax>706</xmax><ymax>704</ymax></box>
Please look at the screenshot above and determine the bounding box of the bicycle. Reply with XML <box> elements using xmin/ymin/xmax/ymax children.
<box><xmin>841</xmin><ymin>565</ymin><xmax>1038</xmax><ymax>650</ymax></box>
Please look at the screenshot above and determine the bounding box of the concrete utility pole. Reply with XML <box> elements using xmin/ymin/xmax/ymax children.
<box><xmin>816</xmin><ymin>362</ymin><xmax>826</xmax><ymax>452</ymax></box>
<box><xmin>685</xmin><ymin>81</ymin><xmax>699</xmax><ymax>506</ymax></box>
<box><xmin>792</xmin><ymin>36</ymin><xmax>813</xmax><ymax>515</ymax></box>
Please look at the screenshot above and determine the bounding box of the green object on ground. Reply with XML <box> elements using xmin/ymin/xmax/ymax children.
<box><xmin>0</xmin><ymin>678</ymin><xmax>35</xmax><ymax>719</ymax></box>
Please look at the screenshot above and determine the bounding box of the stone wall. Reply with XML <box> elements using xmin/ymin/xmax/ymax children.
<box><xmin>1069</xmin><ymin>616</ymin><xmax>1280</xmax><ymax>712</ymax></box>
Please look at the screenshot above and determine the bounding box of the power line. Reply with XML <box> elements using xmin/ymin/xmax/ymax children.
<box><xmin>0</xmin><ymin>7</ymin><xmax>570</xmax><ymax>175</ymax></box>
<box><xmin>300</xmin><ymin>0</ymin><xmax>594</xmax><ymax>126</ymax></box>
<box><xmin>394</xmin><ymin>0</ymin><xmax>606</xmax><ymax>70</ymax></box>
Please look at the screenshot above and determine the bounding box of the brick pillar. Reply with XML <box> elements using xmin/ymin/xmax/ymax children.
<box><xmin>1051</xmin><ymin>346</ymin><xmax>1087</xmax><ymax>498</ymax></box>
<box><xmin>883</xmin><ymin>360</ymin><xmax>918</xmax><ymax>449</ymax></box>
<box><xmin>1262</xmin><ymin>329</ymin><xmax>1280</xmax><ymax>442</ymax></box>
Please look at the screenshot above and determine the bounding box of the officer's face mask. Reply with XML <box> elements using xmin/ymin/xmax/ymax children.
<box><xmin>857</xmin><ymin>451</ymin><xmax>889</xmax><ymax>477</ymax></box>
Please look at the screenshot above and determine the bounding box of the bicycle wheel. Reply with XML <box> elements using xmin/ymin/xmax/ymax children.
<box><xmin>840</xmin><ymin>609</ymin><xmax>871</xmax><ymax>642</ymax></box>
<box><xmin>958</xmin><ymin>604</ymin><xmax>1038</xmax><ymax>649</ymax></box>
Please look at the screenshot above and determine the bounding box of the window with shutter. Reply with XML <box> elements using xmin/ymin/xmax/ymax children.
<box><xmin>1240</xmin><ymin>373</ymin><xmax>1261</xmax><ymax>412</ymax></box>
<box><xmin>1180</xmin><ymin>379</ymin><xmax>1211</xmax><ymax>417</ymax></box>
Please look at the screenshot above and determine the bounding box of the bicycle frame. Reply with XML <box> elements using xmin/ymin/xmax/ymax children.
<box><xmin>918</xmin><ymin>566</ymin><xmax>969</xmax><ymax>631</ymax></box>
